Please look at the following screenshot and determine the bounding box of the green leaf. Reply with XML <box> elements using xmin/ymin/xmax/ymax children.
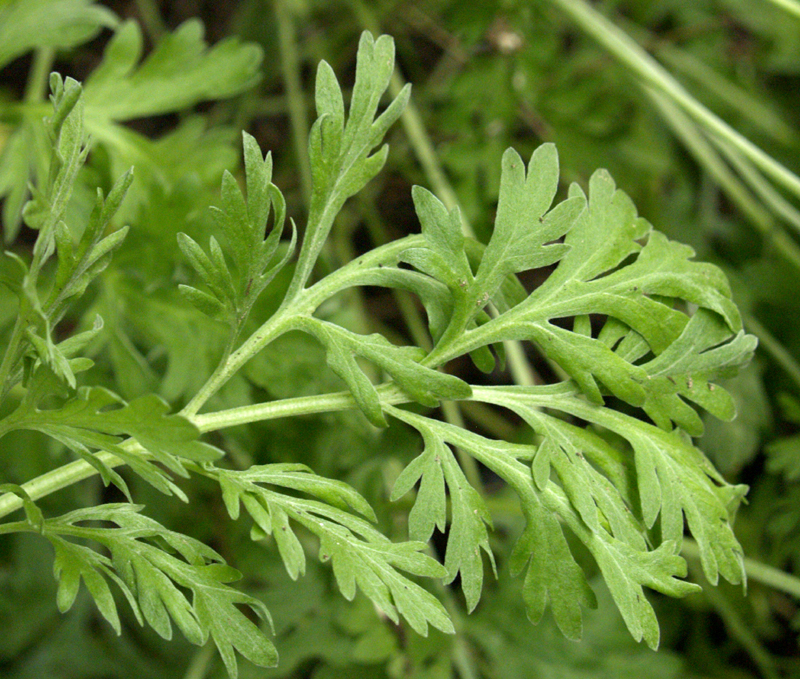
<box><xmin>214</xmin><ymin>467</ymin><xmax>453</xmax><ymax>637</ymax></box>
<box><xmin>509</xmin><ymin>490</ymin><xmax>597</xmax><ymax>640</ymax></box>
<box><xmin>0</xmin><ymin>0</ymin><xmax>117</xmax><ymax>71</ymax></box>
<box><xmin>389</xmin><ymin>413</ymin><xmax>495</xmax><ymax>611</ymax></box>
<box><xmin>403</xmin><ymin>186</ymin><xmax>471</xmax><ymax>292</ymax></box>
<box><xmin>423</xmin><ymin>164</ymin><xmax>755</xmax><ymax>431</ymax></box>
<box><xmin>8</xmin><ymin>386</ymin><xmax>222</xmax><ymax>496</ymax></box>
<box><xmin>83</xmin><ymin>19</ymin><xmax>262</xmax><ymax>122</ymax></box>
<box><xmin>25</xmin><ymin>75</ymin><xmax>88</xmax><ymax>258</ymax></box>
<box><xmin>179</xmin><ymin>133</ymin><xmax>295</xmax><ymax>334</ymax></box>
<box><xmin>471</xmin><ymin>145</ymin><xmax>583</xmax><ymax>302</ymax></box>
<box><xmin>295</xmin><ymin>316</ymin><xmax>471</xmax><ymax>426</ymax></box>
<box><xmin>291</xmin><ymin>31</ymin><xmax>410</xmax><ymax>295</ymax></box>
<box><xmin>386</xmin><ymin>405</ymin><xmax>702</xmax><ymax>646</ymax></box>
<box><xmin>43</xmin><ymin>504</ymin><xmax>277</xmax><ymax>676</ymax></box>
<box><xmin>477</xmin><ymin>384</ymin><xmax>747</xmax><ymax>587</ymax></box>
<box><xmin>47</xmin><ymin>169</ymin><xmax>132</xmax><ymax>320</ymax></box>
<box><xmin>50</xmin><ymin>536</ymin><xmax>127</xmax><ymax>634</ymax></box>
<box><xmin>0</xmin><ymin>484</ymin><xmax>44</xmax><ymax>532</ymax></box>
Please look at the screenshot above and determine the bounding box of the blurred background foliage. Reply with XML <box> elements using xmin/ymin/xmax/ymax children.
<box><xmin>1</xmin><ymin>0</ymin><xmax>800</xmax><ymax>677</ymax></box>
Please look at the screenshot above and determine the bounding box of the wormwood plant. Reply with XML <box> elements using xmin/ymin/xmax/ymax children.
<box><xmin>0</xmin><ymin>28</ymin><xmax>758</xmax><ymax>677</ymax></box>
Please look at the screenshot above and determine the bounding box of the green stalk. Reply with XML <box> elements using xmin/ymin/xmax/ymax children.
<box><xmin>182</xmin><ymin>642</ymin><xmax>217</xmax><ymax>679</ymax></box>
<box><xmin>682</xmin><ymin>538</ymin><xmax>800</xmax><ymax>599</ymax></box>
<box><xmin>192</xmin><ymin>383</ymin><xmax>408</xmax><ymax>433</ymax></box>
<box><xmin>24</xmin><ymin>48</ymin><xmax>55</xmax><ymax>105</ymax></box>
<box><xmin>646</xmin><ymin>87</ymin><xmax>773</xmax><ymax>233</ymax></box>
<box><xmin>686</xmin><ymin>560</ymin><xmax>780</xmax><ymax>679</ymax></box>
<box><xmin>549</xmin><ymin>0</ymin><xmax>800</xmax><ymax>220</ymax></box>
<box><xmin>180</xmin><ymin>308</ymin><xmax>295</xmax><ymax>417</ymax></box>
<box><xmin>745</xmin><ymin>313</ymin><xmax>800</xmax><ymax>393</ymax></box>
<box><xmin>0</xmin><ymin>384</ymin><xmax>413</xmax><ymax>522</ymax></box>
<box><xmin>134</xmin><ymin>0</ymin><xmax>167</xmax><ymax>41</ymax></box>
<box><xmin>764</xmin><ymin>0</ymin><xmax>800</xmax><ymax>19</ymax></box>
<box><xmin>274</xmin><ymin>0</ymin><xmax>312</xmax><ymax>205</ymax></box>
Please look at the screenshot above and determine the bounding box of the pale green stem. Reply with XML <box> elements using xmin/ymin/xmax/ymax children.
<box><xmin>0</xmin><ymin>385</ymin><xmax>411</xmax><ymax>521</ymax></box>
<box><xmin>721</xmin><ymin>143</ymin><xmax>800</xmax><ymax>235</ymax></box>
<box><xmin>24</xmin><ymin>48</ymin><xmax>55</xmax><ymax>105</ymax></box>
<box><xmin>682</xmin><ymin>538</ymin><xmax>800</xmax><ymax>599</ymax></box>
<box><xmin>648</xmin><ymin>85</ymin><xmax>800</xmax><ymax>268</ymax></box>
<box><xmin>686</xmin><ymin>560</ymin><xmax>780</xmax><ymax>679</ymax></box>
<box><xmin>184</xmin><ymin>235</ymin><xmax>424</xmax><ymax>419</ymax></box>
<box><xmin>548</xmin><ymin>0</ymin><xmax>800</xmax><ymax>202</ymax></box>
<box><xmin>0</xmin><ymin>450</ymin><xmax>128</xmax><ymax>521</ymax></box>
<box><xmin>744</xmin><ymin>313</ymin><xmax>800</xmax><ymax>393</ymax></box>
<box><xmin>646</xmin><ymin>87</ymin><xmax>773</xmax><ymax>233</ymax></box>
<box><xmin>0</xmin><ymin>520</ymin><xmax>31</xmax><ymax>535</ymax></box>
<box><xmin>274</xmin><ymin>0</ymin><xmax>312</xmax><ymax>205</ymax></box>
<box><xmin>764</xmin><ymin>0</ymin><xmax>800</xmax><ymax>19</ymax></box>
<box><xmin>182</xmin><ymin>642</ymin><xmax>217</xmax><ymax>679</ymax></box>
<box><xmin>180</xmin><ymin>309</ymin><xmax>295</xmax><ymax>417</ymax></box>
<box><xmin>653</xmin><ymin>43</ymin><xmax>794</xmax><ymax>144</ymax></box>
<box><xmin>134</xmin><ymin>0</ymin><xmax>167</xmax><ymax>41</ymax></box>
<box><xmin>193</xmin><ymin>384</ymin><xmax>409</xmax><ymax>433</ymax></box>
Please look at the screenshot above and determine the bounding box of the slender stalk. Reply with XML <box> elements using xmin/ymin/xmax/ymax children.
<box><xmin>687</xmin><ymin>560</ymin><xmax>780</xmax><ymax>679</ymax></box>
<box><xmin>0</xmin><ymin>451</ymin><xmax>122</xmax><ymax>521</ymax></box>
<box><xmin>764</xmin><ymin>0</ymin><xmax>800</xmax><ymax>19</ymax></box>
<box><xmin>745</xmin><ymin>313</ymin><xmax>800</xmax><ymax>393</ymax></box>
<box><xmin>274</xmin><ymin>0</ymin><xmax>312</xmax><ymax>205</ymax></box>
<box><xmin>193</xmin><ymin>384</ymin><xmax>409</xmax><ymax>433</ymax></box>
<box><xmin>549</xmin><ymin>0</ymin><xmax>800</xmax><ymax>204</ymax></box>
<box><xmin>180</xmin><ymin>309</ymin><xmax>294</xmax><ymax>417</ymax></box>
<box><xmin>646</xmin><ymin>87</ymin><xmax>773</xmax><ymax>233</ymax></box>
<box><xmin>0</xmin><ymin>520</ymin><xmax>32</xmax><ymax>535</ymax></box>
<box><xmin>0</xmin><ymin>384</ymin><xmax>411</xmax><ymax>521</ymax></box>
<box><xmin>182</xmin><ymin>642</ymin><xmax>217</xmax><ymax>679</ymax></box>
<box><xmin>134</xmin><ymin>0</ymin><xmax>167</xmax><ymax>41</ymax></box>
<box><xmin>682</xmin><ymin>538</ymin><xmax>800</xmax><ymax>600</ymax></box>
<box><xmin>24</xmin><ymin>48</ymin><xmax>56</xmax><ymax>105</ymax></box>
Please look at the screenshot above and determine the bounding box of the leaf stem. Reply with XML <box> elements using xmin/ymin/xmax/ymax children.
<box><xmin>548</xmin><ymin>0</ymin><xmax>800</xmax><ymax>202</ymax></box>
<box><xmin>744</xmin><ymin>313</ymin><xmax>800</xmax><ymax>393</ymax></box>
<box><xmin>687</xmin><ymin>559</ymin><xmax>780</xmax><ymax>679</ymax></box>
<box><xmin>0</xmin><ymin>520</ymin><xmax>31</xmax><ymax>535</ymax></box>
<box><xmin>181</xmin><ymin>309</ymin><xmax>295</xmax><ymax>417</ymax></box>
<box><xmin>682</xmin><ymin>538</ymin><xmax>800</xmax><ymax>599</ymax></box>
<box><xmin>192</xmin><ymin>383</ymin><xmax>409</xmax><ymax>433</ymax></box>
<box><xmin>274</xmin><ymin>0</ymin><xmax>312</xmax><ymax>205</ymax></box>
<box><xmin>24</xmin><ymin>48</ymin><xmax>55</xmax><ymax>105</ymax></box>
<box><xmin>0</xmin><ymin>384</ymin><xmax>412</xmax><ymax>521</ymax></box>
<box><xmin>182</xmin><ymin>641</ymin><xmax>217</xmax><ymax>679</ymax></box>
<box><xmin>0</xmin><ymin>451</ymin><xmax>121</xmax><ymax>521</ymax></box>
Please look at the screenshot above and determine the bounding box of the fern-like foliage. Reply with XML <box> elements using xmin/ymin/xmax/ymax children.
<box><xmin>0</xmin><ymin>23</ymin><xmax>756</xmax><ymax>677</ymax></box>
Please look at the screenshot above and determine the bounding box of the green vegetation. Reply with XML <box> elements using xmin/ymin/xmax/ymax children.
<box><xmin>0</xmin><ymin>1</ymin><xmax>798</xmax><ymax>677</ymax></box>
